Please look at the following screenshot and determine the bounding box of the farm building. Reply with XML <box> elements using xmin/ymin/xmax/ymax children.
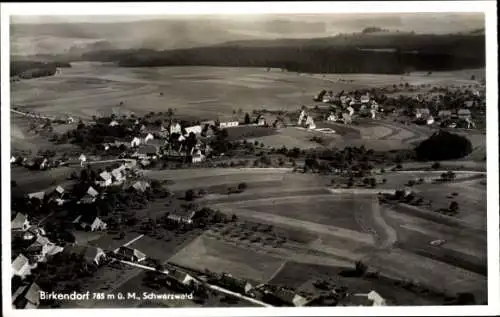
<box><xmin>166</xmin><ymin>269</ymin><xmax>195</xmax><ymax>291</ymax></box>
<box><xmin>116</xmin><ymin>246</ymin><xmax>146</xmax><ymax>262</ymax></box>
<box><xmin>133</xmin><ymin>144</ymin><xmax>158</xmax><ymax>159</ymax></box>
<box><xmin>350</xmin><ymin>290</ymin><xmax>387</xmax><ymax>306</ymax></box>
<box><xmin>218</xmin><ymin>273</ymin><xmax>253</xmax><ymax>294</ymax></box>
<box><xmin>219</xmin><ymin>121</ymin><xmax>239</xmax><ymax>128</ymax></box>
<box><xmin>26</xmin><ymin>236</ymin><xmax>63</xmax><ymax>263</ymax></box>
<box><xmin>144</xmin><ymin>133</ymin><xmax>155</xmax><ymax>143</ymax></box>
<box><xmin>109</xmin><ymin>120</ymin><xmax>119</xmax><ymax>127</ymax></box>
<box><xmin>54</xmin><ymin>186</ymin><xmax>65</xmax><ymax>196</ymax></box>
<box><xmin>97</xmin><ymin>171</ymin><xmax>113</xmax><ymax>187</ymax></box>
<box><xmin>167</xmin><ymin>209</ymin><xmax>196</xmax><ymax>224</ymax></box>
<box><xmin>73</xmin><ymin>215</ymin><xmax>107</xmax><ymax>232</ymax></box>
<box><xmin>256</xmin><ymin>115</ymin><xmax>267</xmax><ymax>126</ymax></box>
<box><xmin>132</xmin><ymin>180</ymin><xmax>150</xmax><ymax>192</ymax></box>
<box><xmin>185</xmin><ymin>125</ymin><xmax>202</xmax><ymax>135</ymax></box>
<box><xmin>64</xmin><ymin>245</ymin><xmax>106</xmax><ymax>266</ymax></box>
<box><xmin>457</xmin><ymin>108</ymin><xmax>472</xmax><ymax>119</ymax></box>
<box><xmin>111</xmin><ymin>167</ymin><xmax>127</xmax><ymax>184</ymax></box>
<box><xmin>360</xmin><ymin>95</ymin><xmax>370</xmax><ymax>104</ymax></box>
<box><xmin>438</xmin><ymin>110</ymin><xmax>453</xmax><ymax>119</ymax></box>
<box><xmin>131</xmin><ymin>136</ymin><xmax>142</xmax><ymax>148</ymax></box>
<box><xmin>266</xmin><ymin>288</ymin><xmax>308</xmax><ymax>307</ymax></box>
<box><xmin>12</xmin><ymin>254</ymin><xmax>31</xmax><ymax>278</ymax></box>
<box><xmin>12</xmin><ymin>213</ymin><xmax>30</xmax><ymax>231</ymax></box>
<box><xmin>170</xmin><ymin>122</ymin><xmax>182</xmax><ymax>135</ymax></box>
<box><xmin>415</xmin><ymin>108</ymin><xmax>431</xmax><ymax>119</ymax></box>
<box><xmin>79</xmin><ymin>154</ymin><xmax>87</xmax><ymax>167</ymax></box>
<box><xmin>12</xmin><ymin>282</ymin><xmax>41</xmax><ymax>309</ymax></box>
<box><xmin>78</xmin><ymin>186</ymin><xmax>99</xmax><ymax>204</ymax></box>
<box><xmin>27</xmin><ymin>191</ymin><xmax>45</xmax><ymax>201</ymax></box>
<box><xmin>191</xmin><ymin>148</ymin><xmax>206</xmax><ymax>163</ymax></box>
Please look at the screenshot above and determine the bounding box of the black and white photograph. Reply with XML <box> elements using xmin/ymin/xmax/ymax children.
<box><xmin>1</xmin><ymin>2</ymin><xmax>498</xmax><ymax>316</ymax></box>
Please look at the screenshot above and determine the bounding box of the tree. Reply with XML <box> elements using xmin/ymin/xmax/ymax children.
<box><xmin>415</xmin><ymin>131</ymin><xmax>473</xmax><ymax>161</ymax></box>
<box><xmin>185</xmin><ymin>189</ymin><xmax>195</xmax><ymax>201</ymax></box>
<box><xmin>449</xmin><ymin>201</ymin><xmax>459</xmax><ymax>213</ymax></box>
<box><xmin>355</xmin><ymin>261</ymin><xmax>368</xmax><ymax>275</ymax></box>
<box><xmin>431</xmin><ymin>162</ymin><xmax>441</xmax><ymax>169</ymax></box>
<box><xmin>237</xmin><ymin>183</ymin><xmax>247</xmax><ymax>192</ymax></box>
<box><xmin>244</xmin><ymin>113</ymin><xmax>251</xmax><ymax>124</ymax></box>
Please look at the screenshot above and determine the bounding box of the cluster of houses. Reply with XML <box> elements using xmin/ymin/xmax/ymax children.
<box><xmin>413</xmin><ymin>107</ymin><xmax>476</xmax><ymax>128</ymax></box>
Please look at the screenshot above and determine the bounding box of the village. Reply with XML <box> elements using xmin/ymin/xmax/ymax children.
<box><xmin>11</xmin><ymin>76</ymin><xmax>487</xmax><ymax>309</ymax></box>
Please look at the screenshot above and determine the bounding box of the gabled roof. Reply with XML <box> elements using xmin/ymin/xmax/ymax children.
<box><xmin>12</xmin><ymin>282</ymin><xmax>41</xmax><ymax>308</ymax></box>
<box><xmin>99</xmin><ymin>171</ymin><xmax>112</xmax><ymax>181</ymax></box>
<box><xmin>169</xmin><ymin>269</ymin><xmax>193</xmax><ymax>284</ymax></box>
<box><xmin>87</xmin><ymin>186</ymin><xmax>99</xmax><ymax>197</ymax></box>
<box><xmin>168</xmin><ymin>209</ymin><xmax>196</xmax><ymax>219</ymax></box>
<box><xmin>273</xmin><ymin>288</ymin><xmax>306</xmax><ymax>306</ymax></box>
<box><xmin>12</xmin><ymin>254</ymin><xmax>29</xmax><ymax>272</ymax></box>
<box><xmin>65</xmin><ymin>244</ymin><xmax>104</xmax><ymax>263</ymax></box>
<box><xmin>132</xmin><ymin>181</ymin><xmax>150</xmax><ymax>192</ymax></box>
<box><xmin>137</xmin><ymin>144</ymin><xmax>158</xmax><ymax>155</ymax></box>
<box><xmin>27</xmin><ymin>191</ymin><xmax>45</xmax><ymax>200</ymax></box>
<box><xmin>12</xmin><ymin>213</ymin><xmax>28</xmax><ymax>228</ymax></box>
<box><xmin>117</xmin><ymin>246</ymin><xmax>146</xmax><ymax>259</ymax></box>
<box><xmin>55</xmin><ymin>186</ymin><xmax>65</xmax><ymax>194</ymax></box>
<box><xmin>220</xmin><ymin>274</ymin><xmax>252</xmax><ymax>291</ymax></box>
<box><xmin>111</xmin><ymin>168</ymin><xmax>124</xmax><ymax>180</ymax></box>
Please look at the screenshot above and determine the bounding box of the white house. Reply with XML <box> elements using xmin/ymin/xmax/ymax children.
<box><xmin>78</xmin><ymin>154</ymin><xmax>87</xmax><ymax>167</ymax></box>
<box><xmin>185</xmin><ymin>125</ymin><xmax>202</xmax><ymax>135</ymax></box>
<box><xmin>347</xmin><ymin>106</ymin><xmax>355</xmax><ymax>116</ymax></box>
<box><xmin>144</xmin><ymin>133</ymin><xmax>154</xmax><ymax>143</ymax></box>
<box><xmin>170</xmin><ymin>122</ymin><xmax>182</xmax><ymax>135</ymax></box>
<box><xmin>132</xmin><ymin>180</ymin><xmax>150</xmax><ymax>192</ymax></box>
<box><xmin>27</xmin><ymin>191</ymin><xmax>45</xmax><ymax>201</ymax></box>
<box><xmin>167</xmin><ymin>210</ymin><xmax>196</xmax><ymax>224</ymax></box>
<box><xmin>360</xmin><ymin>95</ymin><xmax>370</xmax><ymax>104</ymax></box>
<box><xmin>367</xmin><ymin>290</ymin><xmax>386</xmax><ymax>306</ymax></box>
<box><xmin>79</xmin><ymin>186</ymin><xmax>99</xmax><ymax>204</ymax></box>
<box><xmin>11</xmin><ymin>156</ymin><xmax>17</xmax><ymax>163</ymax></box>
<box><xmin>111</xmin><ymin>167</ymin><xmax>126</xmax><ymax>184</ymax></box>
<box><xmin>219</xmin><ymin>121</ymin><xmax>239</xmax><ymax>128</ymax></box>
<box><xmin>96</xmin><ymin>171</ymin><xmax>112</xmax><ymax>187</ymax></box>
<box><xmin>12</xmin><ymin>254</ymin><xmax>31</xmax><ymax>278</ymax></box>
<box><xmin>426</xmin><ymin>116</ymin><xmax>435</xmax><ymax>125</ymax></box>
<box><xmin>257</xmin><ymin>115</ymin><xmax>266</xmax><ymax>126</ymax></box>
<box><xmin>191</xmin><ymin>148</ymin><xmax>205</xmax><ymax>163</ymax></box>
<box><xmin>12</xmin><ymin>213</ymin><xmax>30</xmax><ymax>231</ymax></box>
<box><xmin>109</xmin><ymin>120</ymin><xmax>119</xmax><ymax>127</ymax></box>
<box><xmin>415</xmin><ymin>108</ymin><xmax>430</xmax><ymax>119</ymax></box>
<box><xmin>327</xmin><ymin>113</ymin><xmax>337</xmax><ymax>121</ymax></box>
<box><xmin>297</xmin><ymin>110</ymin><xmax>306</xmax><ymax>125</ymax></box>
<box><xmin>131</xmin><ymin>136</ymin><xmax>142</xmax><ymax>148</ymax></box>
<box><xmin>305</xmin><ymin>116</ymin><xmax>316</xmax><ymax>130</ymax></box>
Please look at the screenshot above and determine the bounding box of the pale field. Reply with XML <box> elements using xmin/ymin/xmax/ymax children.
<box><xmin>11</xmin><ymin>63</ymin><xmax>484</xmax><ymax>121</ymax></box>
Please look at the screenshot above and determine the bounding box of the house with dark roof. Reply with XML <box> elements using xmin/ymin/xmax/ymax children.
<box><xmin>12</xmin><ymin>282</ymin><xmax>41</xmax><ymax>309</ymax></box>
<box><xmin>218</xmin><ymin>273</ymin><xmax>253</xmax><ymax>294</ymax></box>
<box><xmin>132</xmin><ymin>144</ymin><xmax>158</xmax><ymax>160</ymax></box>
<box><xmin>115</xmin><ymin>246</ymin><xmax>146</xmax><ymax>262</ymax></box>
<box><xmin>166</xmin><ymin>269</ymin><xmax>195</xmax><ymax>291</ymax></box>
<box><xmin>78</xmin><ymin>186</ymin><xmax>99</xmax><ymax>204</ymax></box>
<box><xmin>266</xmin><ymin>288</ymin><xmax>308</xmax><ymax>307</ymax></box>
<box><xmin>73</xmin><ymin>214</ymin><xmax>107</xmax><ymax>232</ymax></box>
<box><xmin>64</xmin><ymin>245</ymin><xmax>106</xmax><ymax>266</ymax></box>
<box><xmin>12</xmin><ymin>213</ymin><xmax>30</xmax><ymax>231</ymax></box>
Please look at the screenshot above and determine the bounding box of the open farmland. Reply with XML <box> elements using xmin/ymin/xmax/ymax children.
<box><xmin>169</xmin><ymin>235</ymin><xmax>287</xmax><ymax>283</ymax></box>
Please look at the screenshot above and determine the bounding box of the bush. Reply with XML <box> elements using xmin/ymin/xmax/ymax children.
<box><xmin>415</xmin><ymin>131</ymin><xmax>473</xmax><ymax>161</ymax></box>
<box><xmin>185</xmin><ymin>189</ymin><xmax>195</xmax><ymax>201</ymax></box>
<box><xmin>431</xmin><ymin>162</ymin><xmax>441</xmax><ymax>169</ymax></box>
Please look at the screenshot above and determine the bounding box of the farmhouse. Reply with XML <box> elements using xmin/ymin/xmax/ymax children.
<box><xmin>351</xmin><ymin>290</ymin><xmax>387</xmax><ymax>306</ymax></box>
<box><xmin>109</xmin><ymin>120</ymin><xmax>119</xmax><ymax>127</ymax></box>
<box><xmin>78</xmin><ymin>186</ymin><xmax>99</xmax><ymax>204</ymax></box>
<box><xmin>11</xmin><ymin>155</ymin><xmax>17</xmax><ymax>163</ymax></box>
<box><xmin>133</xmin><ymin>144</ymin><xmax>158</xmax><ymax>160</ymax></box>
<box><xmin>116</xmin><ymin>246</ymin><xmax>146</xmax><ymax>262</ymax></box>
<box><xmin>415</xmin><ymin>108</ymin><xmax>430</xmax><ymax>119</ymax></box>
<box><xmin>79</xmin><ymin>154</ymin><xmax>87</xmax><ymax>167</ymax></box>
<box><xmin>218</xmin><ymin>273</ymin><xmax>253</xmax><ymax>294</ymax></box>
<box><xmin>256</xmin><ymin>115</ymin><xmax>266</xmax><ymax>126</ymax></box>
<box><xmin>97</xmin><ymin>171</ymin><xmax>113</xmax><ymax>187</ymax></box>
<box><xmin>111</xmin><ymin>167</ymin><xmax>126</xmax><ymax>184</ymax></box>
<box><xmin>12</xmin><ymin>213</ymin><xmax>30</xmax><ymax>231</ymax></box>
<box><xmin>131</xmin><ymin>136</ymin><xmax>142</xmax><ymax>148</ymax></box>
<box><xmin>12</xmin><ymin>254</ymin><xmax>32</xmax><ymax>278</ymax></box>
<box><xmin>27</xmin><ymin>191</ymin><xmax>45</xmax><ymax>201</ymax></box>
<box><xmin>12</xmin><ymin>282</ymin><xmax>41</xmax><ymax>309</ymax></box>
<box><xmin>144</xmin><ymin>133</ymin><xmax>155</xmax><ymax>143</ymax></box>
<box><xmin>54</xmin><ymin>185</ymin><xmax>65</xmax><ymax>196</ymax></box>
<box><xmin>26</xmin><ymin>236</ymin><xmax>63</xmax><ymax>263</ymax></box>
<box><xmin>64</xmin><ymin>245</ymin><xmax>106</xmax><ymax>266</ymax></box>
<box><xmin>457</xmin><ymin>108</ymin><xmax>472</xmax><ymax>120</ymax></box>
<box><xmin>219</xmin><ymin>121</ymin><xmax>239</xmax><ymax>128</ymax></box>
<box><xmin>185</xmin><ymin>125</ymin><xmax>202</xmax><ymax>135</ymax></box>
<box><xmin>170</xmin><ymin>122</ymin><xmax>182</xmax><ymax>135</ymax></box>
<box><xmin>368</xmin><ymin>290</ymin><xmax>386</xmax><ymax>306</ymax></box>
<box><xmin>73</xmin><ymin>215</ymin><xmax>107</xmax><ymax>232</ymax></box>
<box><xmin>191</xmin><ymin>148</ymin><xmax>206</xmax><ymax>163</ymax></box>
<box><xmin>360</xmin><ymin>95</ymin><xmax>370</xmax><ymax>104</ymax></box>
<box><xmin>132</xmin><ymin>180</ymin><xmax>150</xmax><ymax>192</ymax></box>
<box><xmin>267</xmin><ymin>288</ymin><xmax>308</xmax><ymax>307</ymax></box>
<box><xmin>166</xmin><ymin>269</ymin><xmax>195</xmax><ymax>291</ymax></box>
<box><xmin>167</xmin><ymin>209</ymin><xmax>196</xmax><ymax>224</ymax></box>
